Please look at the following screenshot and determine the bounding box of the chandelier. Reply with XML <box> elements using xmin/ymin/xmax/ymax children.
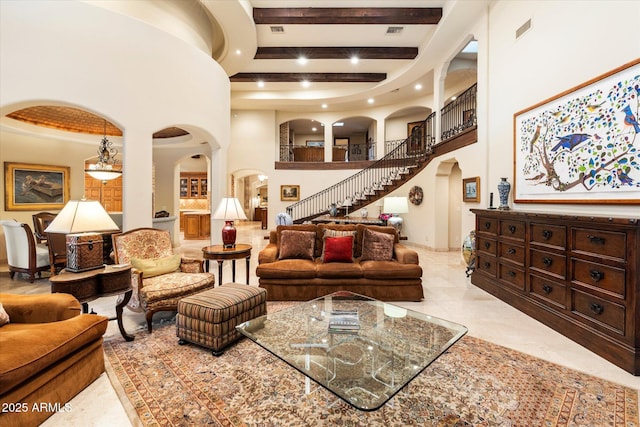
<box><xmin>85</xmin><ymin>120</ymin><xmax>122</xmax><ymax>181</ymax></box>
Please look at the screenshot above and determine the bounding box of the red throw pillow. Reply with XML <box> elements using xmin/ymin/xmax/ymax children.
<box><xmin>322</xmin><ymin>236</ymin><xmax>354</xmax><ymax>263</ymax></box>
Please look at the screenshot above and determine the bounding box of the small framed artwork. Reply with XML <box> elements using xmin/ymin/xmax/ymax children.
<box><xmin>463</xmin><ymin>177</ymin><xmax>480</xmax><ymax>203</ymax></box>
<box><xmin>306</xmin><ymin>140</ymin><xmax>324</xmax><ymax>147</ymax></box>
<box><xmin>4</xmin><ymin>162</ymin><xmax>70</xmax><ymax>211</ymax></box>
<box><xmin>280</xmin><ymin>185</ymin><xmax>300</xmax><ymax>201</ymax></box>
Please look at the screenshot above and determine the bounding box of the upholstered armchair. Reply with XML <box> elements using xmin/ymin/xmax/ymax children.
<box><xmin>0</xmin><ymin>220</ymin><xmax>50</xmax><ymax>282</ymax></box>
<box><xmin>111</xmin><ymin>227</ymin><xmax>215</xmax><ymax>332</ymax></box>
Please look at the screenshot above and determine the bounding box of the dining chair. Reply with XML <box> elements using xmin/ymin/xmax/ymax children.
<box><xmin>0</xmin><ymin>219</ymin><xmax>50</xmax><ymax>282</ymax></box>
<box><xmin>32</xmin><ymin>211</ymin><xmax>57</xmax><ymax>244</ymax></box>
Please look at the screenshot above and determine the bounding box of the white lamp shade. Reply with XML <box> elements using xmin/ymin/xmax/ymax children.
<box><xmin>44</xmin><ymin>199</ymin><xmax>119</xmax><ymax>233</ymax></box>
<box><xmin>213</xmin><ymin>197</ymin><xmax>248</xmax><ymax>221</ymax></box>
<box><xmin>383</xmin><ymin>196</ymin><xmax>409</xmax><ymax>214</ymax></box>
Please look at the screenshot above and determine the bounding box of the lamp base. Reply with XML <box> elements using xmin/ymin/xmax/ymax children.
<box><xmin>387</xmin><ymin>215</ymin><xmax>403</xmax><ymax>236</ymax></box>
<box><xmin>221</xmin><ymin>220</ymin><xmax>236</xmax><ymax>248</ymax></box>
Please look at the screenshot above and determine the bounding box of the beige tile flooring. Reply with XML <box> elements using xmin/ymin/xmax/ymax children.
<box><xmin>2</xmin><ymin>222</ymin><xmax>638</xmax><ymax>426</ymax></box>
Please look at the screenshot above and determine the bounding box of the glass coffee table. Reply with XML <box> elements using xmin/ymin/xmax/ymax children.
<box><xmin>236</xmin><ymin>291</ymin><xmax>467</xmax><ymax>411</ymax></box>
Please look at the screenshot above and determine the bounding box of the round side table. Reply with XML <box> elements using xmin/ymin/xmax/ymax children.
<box><xmin>202</xmin><ymin>244</ymin><xmax>252</xmax><ymax>285</ymax></box>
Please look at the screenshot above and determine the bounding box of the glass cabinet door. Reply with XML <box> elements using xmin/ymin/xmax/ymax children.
<box><xmin>180</xmin><ymin>178</ymin><xmax>188</xmax><ymax>197</ymax></box>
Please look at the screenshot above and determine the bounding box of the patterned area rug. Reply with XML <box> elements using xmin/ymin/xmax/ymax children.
<box><xmin>103</xmin><ymin>305</ymin><xmax>639</xmax><ymax>427</ymax></box>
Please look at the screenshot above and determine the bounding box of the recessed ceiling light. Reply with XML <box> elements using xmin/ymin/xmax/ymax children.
<box><xmin>312</xmin><ymin>127</ymin><xmax>317</xmax><ymax>132</ymax></box>
<box><xmin>321</xmin><ymin>104</ymin><xmax>328</xmax><ymax>109</ymax></box>
<box><xmin>367</xmin><ymin>98</ymin><xmax>375</xmax><ymax>104</ymax></box>
<box><xmin>301</xmin><ymin>80</ymin><xmax>310</xmax><ymax>88</ymax></box>
<box><xmin>414</xmin><ymin>83</ymin><xmax>423</xmax><ymax>90</ymax></box>
<box><xmin>297</xmin><ymin>56</ymin><xmax>308</xmax><ymax>65</ymax></box>
<box><xmin>235</xmin><ymin>49</ymin><xmax>241</xmax><ymax>55</ymax></box>
<box><xmin>350</xmin><ymin>56</ymin><xmax>359</xmax><ymax>65</ymax></box>
<box><xmin>257</xmin><ymin>81</ymin><xmax>264</xmax><ymax>88</ymax></box>
<box><xmin>451</xmin><ymin>96</ymin><xmax>457</xmax><ymax>101</ymax></box>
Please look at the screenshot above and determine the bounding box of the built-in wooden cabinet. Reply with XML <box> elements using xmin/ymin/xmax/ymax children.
<box><xmin>471</xmin><ymin>209</ymin><xmax>640</xmax><ymax>375</ymax></box>
<box><xmin>180</xmin><ymin>173</ymin><xmax>207</xmax><ymax>198</ymax></box>
<box><xmin>84</xmin><ymin>174</ymin><xmax>122</xmax><ymax>212</ymax></box>
<box><xmin>182</xmin><ymin>212</ymin><xmax>210</xmax><ymax>239</ymax></box>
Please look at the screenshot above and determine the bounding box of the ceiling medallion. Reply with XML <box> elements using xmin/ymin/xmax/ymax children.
<box><xmin>409</xmin><ymin>185</ymin><xmax>423</xmax><ymax>205</ymax></box>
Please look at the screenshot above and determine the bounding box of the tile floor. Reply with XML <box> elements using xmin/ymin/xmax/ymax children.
<box><xmin>2</xmin><ymin>222</ymin><xmax>638</xmax><ymax>426</ymax></box>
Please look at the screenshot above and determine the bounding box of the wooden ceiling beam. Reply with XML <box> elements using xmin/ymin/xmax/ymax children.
<box><xmin>255</xmin><ymin>47</ymin><xmax>418</xmax><ymax>60</ymax></box>
<box><xmin>230</xmin><ymin>73</ymin><xmax>386</xmax><ymax>83</ymax></box>
<box><xmin>253</xmin><ymin>7</ymin><xmax>442</xmax><ymax>25</ymax></box>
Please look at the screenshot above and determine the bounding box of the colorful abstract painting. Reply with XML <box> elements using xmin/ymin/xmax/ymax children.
<box><xmin>514</xmin><ymin>59</ymin><xmax>640</xmax><ymax>204</ymax></box>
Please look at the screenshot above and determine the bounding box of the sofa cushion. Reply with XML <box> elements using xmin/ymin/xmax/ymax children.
<box><xmin>256</xmin><ymin>259</ymin><xmax>317</xmax><ymax>279</ymax></box>
<box><xmin>316</xmin><ymin>260</ymin><xmax>364</xmax><ymax>278</ymax></box>
<box><xmin>276</xmin><ymin>224</ymin><xmax>317</xmax><ymax>245</ymax></box>
<box><xmin>317</xmin><ymin>224</ymin><xmax>357</xmax><ymax>258</ymax></box>
<box><xmin>131</xmin><ymin>254</ymin><xmax>181</xmax><ymax>278</ymax></box>
<box><xmin>0</xmin><ymin>314</ymin><xmax>107</xmax><ymax>394</ymax></box>
<box><xmin>279</xmin><ymin>230</ymin><xmax>315</xmax><ymax>260</ymax></box>
<box><xmin>361</xmin><ymin>260</ymin><xmax>423</xmax><ymax>279</ymax></box>
<box><xmin>360</xmin><ymin>228</ymin><xmax>395</xmax><ymax>261</ymax></box>
<box><xmin>322</xmin><ymin>236</ymin><xmax>354</xmax><ymax>263</ymax></box>
<box><xmin>355</xmin><ymin>224</ymin><xmax>398</xmax><ymax>257</ymax></box>
<box><xmin>0</xmin><ymin>303</ymin><xmax>9</xmax><ymax>326</ymax></box>
<box><xmin>140</xmin><ymin>272</ymin><xmax>215</xmax><ymax>307</ymax></box>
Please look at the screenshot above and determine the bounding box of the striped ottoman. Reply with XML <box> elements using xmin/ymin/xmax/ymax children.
<box><xmin>176</xmin><ymin>283</ymin><xmax>267</xmax><ymax>356</ymax></box>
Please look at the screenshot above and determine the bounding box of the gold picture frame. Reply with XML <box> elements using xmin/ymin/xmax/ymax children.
<box><xmin>280</xmin><ymin>185</ymin><xmax>300</xmax><ymax>201</ymax></box>
<box><xmin>4</xmin><ymin>162</ymin><xmax>70</xmax><ymax>211</ymax></box>
<box><xmin>462</xmin><ymin>177</ymin><xmax>480</xmax><ymax>203</ymax></box>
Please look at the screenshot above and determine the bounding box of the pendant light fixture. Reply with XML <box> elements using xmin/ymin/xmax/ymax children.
<box><xmin>85</xmin><ymin>119</ymin><xmax>122</xmax><ymax>181</ymax></box>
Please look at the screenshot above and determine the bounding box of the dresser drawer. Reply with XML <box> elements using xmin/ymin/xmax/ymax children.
<box><xmin>571</xmin><ymin>289</ymin><xmax>625</xmax><ymax>335</ymax></box>
<box><xmin>530</xmin><ymin>223</ymin><xmax>566</xmax><ymax>249</ymax></box>
<box><xmin>529</xmin><ymin>274</ymin><xmax>566</xmax><ymax>309</ymax></box>
<box><xmin>476</xmin><ymin>236</ymin><xmax>497</xmax><ymax>256</ymax></box>
<box><xmin>476</xmin><ymin>254</ymin><xmax>497</xmax><ymax>277</ymax></box>
<box><xmin>500</xmin><ymin>220</ymin><xmax>525</xmax><ymax>241</ymax></box>
<box><xmin>498</xmin><ymin>263</ymin><xmax>525</xmax><ymax>291</ymax></box>
<box><xmin>498</xmin><ymin>242</ymin><xmax>524</xmax><ymax>266</ymax></box>
<box><xmin>477</xmin><ymin>217</ymin><xmax>498</xmax><ymax>235</ymax></box>
<box><xmin>530</xmin><ymin>249</ymin><xmax>566</xmax><ymax>279</ymax></box>
<box><xmin>571</xmin><ymin>259</ymin><xmax>625</xmax><ymax>299</ymax></box>
<box><xmin>572</xmin><ymin>227</ymin><xmax>626</xmax><ymax>261</ymax></box>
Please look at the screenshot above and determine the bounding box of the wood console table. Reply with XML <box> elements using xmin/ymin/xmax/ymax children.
<box><xmin>50</xmin><ymin>264</ymin><xmax>134</xmax><ymax>341</ymax></box>
<box><xmin>470</xmin><ymin>209</ymin><xmax>639</xmax><ymax>374</ymax></box>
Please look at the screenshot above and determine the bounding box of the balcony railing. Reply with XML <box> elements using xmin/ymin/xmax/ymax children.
<box><xmin>441</xmin><ymin>83</ymin><xmax>477</xmax><ymax>141</ymax></box>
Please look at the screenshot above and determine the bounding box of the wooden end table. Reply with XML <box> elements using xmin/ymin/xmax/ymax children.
<box><xmin>202</xmin><ymin>244</ymin><xmax>252</xmax><ymax>285</ymax></box>
<box><xmin>49</xmin><ymin>264</ymin><xmax>134</xmax><ymax>341</ymax></box>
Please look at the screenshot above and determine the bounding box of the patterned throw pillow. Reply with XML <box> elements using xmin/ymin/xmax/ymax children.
<box><xmin>0</xmin><ymin>303</ymin><xmax>9</xmax><ymax>327</ymax></box>
<box><xmin>279</xmin><ymin>230</ymin><xmax>316</xmax><ymax>260</ymax></box>
<box><xmin>131</xmin><ymin>254</ymin><xmax>181</xmax><ymax>278</ymax></box>
<box><xmin>322</xmin><ymin>236</ymin><xmax>354</xmax><ymax>263</ymax></box>
<box><xmin>360</xmin><ymin>228</ymin><xmax>395</xmax><ymax>261</ymax></box>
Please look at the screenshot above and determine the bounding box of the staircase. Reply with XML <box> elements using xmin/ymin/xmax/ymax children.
<box><xmin>285</xmin><ymin>83</ymin><xmax>478</xmax><ymax>224</ymax></box>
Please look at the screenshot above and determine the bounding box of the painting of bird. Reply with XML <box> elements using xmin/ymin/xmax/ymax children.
<box><xmin>622</xmin><ymin>105</ymin><xmax>640</xmax><ymax>133</ymax></box>
<box><xmin>586</xmin><ymin>102</ymin><xmax>604</xmax><ymax>112</ymax></box>
<box><xmin>550</xmin><ymin>133</ymin><xmax>591</xmax><ymax>151</ymax></box>
<box><xmin>616</xmin><ymin>168</ymin><xmax>634</xmax><ymax>185</ymax></box>
<box><xmin>528</xmin><ymin>125</ymin><xmax>541</xmax><ymax>152</ymax></box>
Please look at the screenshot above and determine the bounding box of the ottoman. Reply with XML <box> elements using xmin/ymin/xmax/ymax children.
<box><xmin>176</xmin><ymin>283</ymin><xmax>267</xmax><ymax>356</ymax></box>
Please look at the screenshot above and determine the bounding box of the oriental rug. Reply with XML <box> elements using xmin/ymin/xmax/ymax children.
<box><xmin>103</xmin><ymin>307</ymin><xmax>638</xmax><ymax>427</ymax></box>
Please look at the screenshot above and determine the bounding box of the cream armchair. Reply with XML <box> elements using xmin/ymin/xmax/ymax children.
<box><xmin>111</xmin><ymin>227</ymin><xmax>215</xmax><ymax>332</ymax></box>
<box><xmin>0</xmin><ymin>220</ymin><xmax>50</xmax><ymax>282</ymax></box>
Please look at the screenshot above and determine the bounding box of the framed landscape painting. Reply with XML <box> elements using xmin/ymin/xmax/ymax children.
<box><xmin>513</xmin><ymin>59</ymin><xmax>640</xmax><ymax>204</ymax></box>
<box><xmin>280</xmin><ymin>185</ymin><xmax>300</xmax><ymax>201</ymax></box>
<box><xmin>4</xmin><ymin>162</ymin><xmax>70</xmax><ymax>211</ymax></box>
<box><xmin>463</xmin><ymin>177</ymin><xmax>480</xmax><ymax>203</ymax></box>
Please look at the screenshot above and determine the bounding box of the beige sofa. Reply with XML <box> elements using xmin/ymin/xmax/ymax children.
<box><xmin>257</xmin><ymin>224</ymin><xmax>424</xmax><ymax>301</ymax></box>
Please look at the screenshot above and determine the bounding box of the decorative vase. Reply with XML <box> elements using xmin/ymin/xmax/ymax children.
<box><xmin>361</xmin><ymin>207</ymin><xmax>368</xmax><ymax>218</ymax></box>
<box><xmin>497</xmin><ymin>177</ymin><xmax>511</xmax><ymax>210</ymax></box>
<box><xmin>221</xmin><ymin>220</ymin><xmax>236</xmax><ymax>248</ymax></box>
<box><xmin>329</xmin><ymin>203</ymin><xmax>338</xmax><ymax>217</ymax></box>
<box><xmin>461</xmin><ymin>230</ymin><xmax>476</xmax><ymax>277</ymax></box>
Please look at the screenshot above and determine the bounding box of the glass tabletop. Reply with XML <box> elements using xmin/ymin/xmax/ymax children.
<box><xmin>236</xmin><ymin>291</ymin><xmax>467</xmax><ymax>411</ymax></box>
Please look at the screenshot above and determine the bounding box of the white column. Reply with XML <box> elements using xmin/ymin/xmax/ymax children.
<box><xmin>122</xmin><ymin>127</ymin><xmax>153</xmax><ymax>230</ymax></box>
<box><xmin>209</xmin><ymin>144</ymin><xmax>227</xmax><ymax>244</ymax></box>
<box><xmin>324</xmin><ymin>123</ymin><xmax>332</xmax><ymax>161</ymax></box>
<box><xmin>434</xmin><ymin>64</ymin><xmax>447</xmax><ymax>144</ymax></box>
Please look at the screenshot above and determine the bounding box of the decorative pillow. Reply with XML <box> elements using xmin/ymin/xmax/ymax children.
<box><xmin>131</xmin><ymin>254</ymin><xmax>181</xmax><ymax>278</ymax></box>
<box><xmin>0</xmin><ymin>303</ymin><xmax>9</xmax><ymax>327</ymax></box>
<box><xmin>322</xmin><ymin>236</ymin><xmax>354</xmax><ymax>263</ymax></box>
<box><xmin>279</xmin><ymin>230</ymin><xmax>316</xmax><ymax>260</ymax></box>
<box><xmin>360</xmin><ymin>228</ymin><xmax>395</xmax><ymax>261</ymax></box>
<box><xmin>322</xmin><ymin>228</ymin><xmax>357</xmax><ymax>258</ymax></box>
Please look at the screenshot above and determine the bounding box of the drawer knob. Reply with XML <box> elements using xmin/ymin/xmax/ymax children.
<box><xmin>589</xmin><ymin>270</ymin><xmax>604</xmax><ymax>282</ymax></box>
<box><xmin>508</xmin><ymin>225</ymin><xmax>516</xmax><ymax>234</ymax></box>
<box><xmin>507</xmin><ymin>248</ymin><xmax>516</xmax><ymax>255</ymax></box>
<box><xmin>590</xmin><ymin>303</ymin><xmax>604</xmax><ymax>315</ymax></box>
<box><xmin>483</xmin><ymin>261</ymin><xmax>491</xmax><ymax>268</ymax></box>
<box><xmin>542</xmin><ymin>284</ymin><xmax>552</xmax><ymax>294</ymax></box>
<box><xmin>484</xmin><ymin>222</ymin><xmax>491</xmax><ymax>230</ymax></box>
<box><xmin>587</xmin><ymin>234</ymin><xmax>605</xmax><ymax>245</ymax></box>
<box><xmin>543</xmin><ymin>257</ymin><xmax>553</xmax><ymax>267</ymax></box>
<box><xmin>484</xmin><ymin>241</ymin><xmax>491</xmax><ymax>249</ymax></box>
<box><xmin>507</xmin><ymin>270</ymin><xmax>516</xmax><ymax>277</ymax></box>
<box><xmin>542</xmin><ymin>230</ymin><xmax>553</xmax><ymax>240</ymax></box>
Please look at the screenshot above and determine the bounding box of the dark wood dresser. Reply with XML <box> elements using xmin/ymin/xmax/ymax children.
<box><xmin>470</xmin><ymin>209</ymin><xmax>639</xmax><ymax>375</ymax></box>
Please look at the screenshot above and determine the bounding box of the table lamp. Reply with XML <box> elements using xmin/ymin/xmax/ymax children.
<box><xmin>341</xmin><ymin>197</ymin><xmax>353</xmax><ymax>217</ymax></box>
<box><xmin>213</xmin><ymin>197</ymin><xmax>247</xmax><ymax>248</ymax></box>
<box><xmin>383</xmin><ymin>196</ymin><xmax>409</xmax><ymax>236</ymax></box>
<box><xmin>44</xmin><ymin>199</ymin><xmax>120</xmax><ymax>271</ymax></box>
